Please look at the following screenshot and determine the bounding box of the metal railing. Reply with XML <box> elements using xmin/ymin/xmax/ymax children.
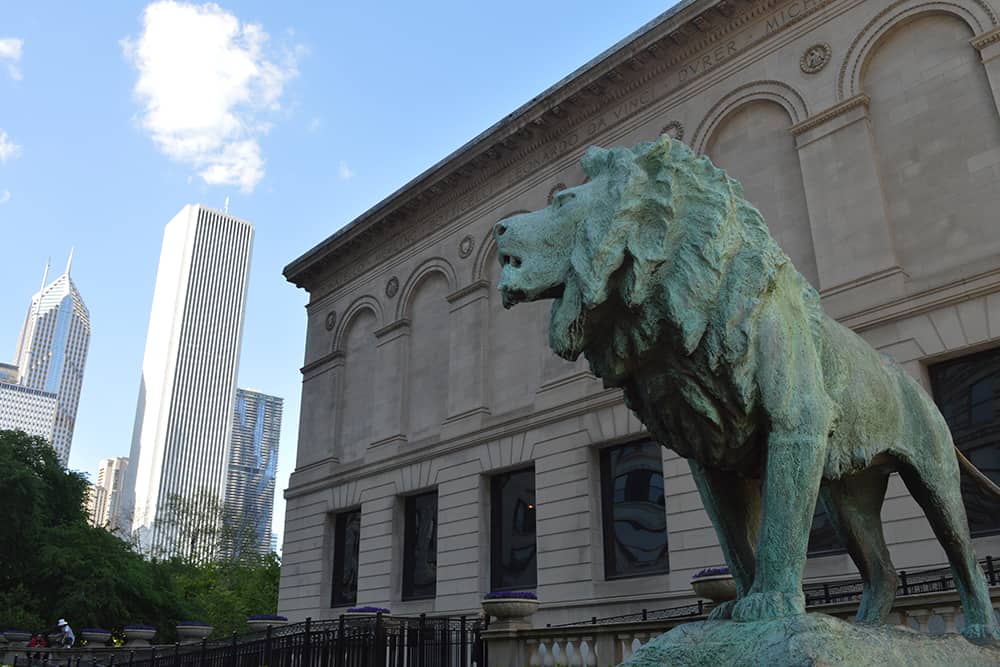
<box><xmin>547</xmin><ymin>554</ymin><xmax>998</xmax><ymax>627</ymax></box>
<box><xmin>5</xmin><ymin>615</ymin><xmax>487</xmax><ymax>667</ymax></box>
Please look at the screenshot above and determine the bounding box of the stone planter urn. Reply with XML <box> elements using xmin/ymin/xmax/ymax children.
<box><xmin>481</xmin><ymin>592</ymin><xmax>539</xmax><ymax>629</ymax></box>
<box><xmin>344</xmin><ymin>607</ymin><xmax>391</xmax><ymax>618</ymax></box>
<box><xmin>691</xmin><ymin>567</ymin><xmax>737</xmax><ymax>603</ymax></box>
<box><xmin>3</xmin><ymin>630</ymin><xmax>32</xmax><ymax>647</ymax></box>
<box><xmin>81</xmin><ymin>629</ymin><xmax>112</xmax><ymax>646</ymax></box>
<box><xmin>124</xmin><ymin>625</ymin><xmax>157</xmax><ymax>647</ymax></box>
<box><xmin>246</xmin><ymin>615</ymin><xmax>288</xmax><ymax>633</ymax></box>
<box><xmin>176</xmin><ymin>622</ymin><xmax>213</xmax><ymax>643</ymax></box>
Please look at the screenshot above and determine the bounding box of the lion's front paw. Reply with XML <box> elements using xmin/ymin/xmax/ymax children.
<box><xmin>731</xmin><ymin>591</ymin><xmax>805</xmax><ymax>622</ymax></box>
<box><xmin>707</xmin><ymin>600</ymin><xmax>737</xmax><ymax>621</ymax></box>
<box><xmin>962</xmin><ymin>623</ymin><xmax>1000</xmax><ymax>644</ymax></box>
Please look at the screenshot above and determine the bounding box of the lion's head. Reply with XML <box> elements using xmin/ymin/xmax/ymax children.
<box><xmin>495</xmin><ymin>135</ymin><xmax>795</xmax><ymax>380</ymax></box>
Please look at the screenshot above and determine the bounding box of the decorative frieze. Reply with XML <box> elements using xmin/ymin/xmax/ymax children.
<box><xmin>972</xmin><ymin>25</ymin><xmax>1000</xmax><ymax>49</ymax></box>
<box><xmin>790</xmin><ymin>94</ymin><xmax>869</xmax><ymax>137</ymax></box>
<box><xmin>295</xmin><ymin>0</ymin><xmax>843</xmax><ymax>299</ymax></box>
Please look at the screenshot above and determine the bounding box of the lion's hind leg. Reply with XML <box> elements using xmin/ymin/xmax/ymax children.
<box><xmin>819</xmin><ymin>468</ymin><xmax>897</xmax><ymax>623</ymax></box>
<box><xmin>899</xmin><ymin>452</ymin><xmax>1000</xmax><ymax>642</ymax></box>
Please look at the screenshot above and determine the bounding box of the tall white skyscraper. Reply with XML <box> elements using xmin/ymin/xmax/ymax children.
<box><xmin>10</xmin><ymin>254</ymin><xmax>91</xmax><ymax>465</ymax></box>
<box><xmin>225</xmin><ymin>388</ymin><xmax>282</xmax><ymax>557</ymax></box>
<box><xmin>121</xmin><ymin>204</ymin><xmax>254</xmax><ymax>555</ymax></box>
<box><xmin>88</xmin><ymin>456</ymin><xmax>129</xmax><ymax>531</ymax></box>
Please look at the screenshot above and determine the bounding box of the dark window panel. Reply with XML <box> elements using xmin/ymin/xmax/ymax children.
<box><xmin>402</xmin><ymin>491</ymin><xmax>438</xmax><ymax>600</ymax></box>
<box><xmin>331</xmin><ymin>508</ymin><xmax>361</xmax><ymax>606</ymax></box>
<box><xmin>807</xmin><ymin>501</ymin><xmax>844</xmax><ymax>557</ymax></box>
<box><xmin>600</xmin><ymin>440</ymin><xmax>669</xmax><ymax>579</ymax></box>
<box><xmin>930</xmin><ymin>349</ymin><xmax>1000</xmax><ymax>536</ymax></box>
<box><xmin>491</xmin><ymin>467</ymin><xmax>537</xmax><ymax>591</ymax></box>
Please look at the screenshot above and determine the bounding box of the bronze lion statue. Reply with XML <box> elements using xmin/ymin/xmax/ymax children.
<box><xmin>494</xmin><ymin>135</ymin><xmax>1000</xmax><ymax>641</ymax></box>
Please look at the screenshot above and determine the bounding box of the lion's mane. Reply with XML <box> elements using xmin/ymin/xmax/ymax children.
<box><xmin>553</xmin><ymin>136</ymin><xmax>822</xmax><ymax>416</ymax></box>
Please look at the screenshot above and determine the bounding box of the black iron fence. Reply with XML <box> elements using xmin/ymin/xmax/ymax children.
<box><xmin>803</xmin><ymin>554</ymin><xmax>998</xmax><ymax>606</ymax></box>
<box><xmin>549</xmin><ymin>554</ymin><xmax>998</xmax><ymax>627</ymax></box>
<box><xmin>6</xmin><ymin>616</ymin><xmax>486</xmax><ymax>667</ymax></box>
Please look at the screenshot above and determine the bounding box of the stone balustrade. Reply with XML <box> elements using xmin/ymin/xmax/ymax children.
<box><xmin>483</xmin><ymin>587</ymin><xmax>1000</xmax><ymax>667</ymax></box>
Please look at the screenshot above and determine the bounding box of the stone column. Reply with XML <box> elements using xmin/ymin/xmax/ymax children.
<box><xmin>443</xmin><ymin>281</ymin><xmax>490</xmax><ymax>437</ymax></box>
<box><xmin>297</xmin><ymin>351</ymin><xmax>344</xmax><ymax>467</ymax></box>
<box><xmin>370</xmin><ymin>319</ymin><xmax>410</xmax><ymax>456</ymax></box>
<box><xmin>973</xmin><ymin>27</ymin><xmax>1000</xmax><ymax>116</ymax></box>
<box><xmin>932</xmin><ymin>606</ymin><xmax>959</xmax><ymax>634</ymax></box>
<box><xmin>791</xmin><ymin>95</ymin><xmax>905</xmax><ymax>319</ymax></box>
<box><xmin>905</xmin><ymin>608</ymin><xmax>932</xmax><ymax>633</ymax></box>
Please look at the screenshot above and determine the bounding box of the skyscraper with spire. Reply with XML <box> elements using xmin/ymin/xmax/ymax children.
<box><xmin>120</xmin><ymin>204</ymin><xmax>254</xmax><ymax>557</ymax></box>
<box><xmin>7</xmin><ymin>252</ymin><xmax>91</xmax><ymax>465</ymax></box>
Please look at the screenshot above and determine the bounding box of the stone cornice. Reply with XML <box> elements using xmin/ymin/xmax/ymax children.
<box><xmin>972</xmin><ymin>25</ymin><xmax>1000</xmax><ymax>49</ymax></box>
<box><xmin>285</xmin><ymin>387</ymin><xmax>626</xmax><ymax>499</ymax></box>
<box><xmin>790</xmin><ymin>93</ymin><xmax>869</xmax><ymax>136</ymax></box>
<box><xmin>285</xmin><ymin>0</ymin><xmax>841</xmax><ymax>296</ymax></box>
<box><xmin>299</xmin><ymin>350</ymin><xmax>344</xmax><ymax>376</ymax></box>
<box><xmin>838</xmin><ymin>265</ymin><xmax>1000</xmax><ymax>332</ymax></box>
<box><xmin>446</xmin><ymin>280</ymin><xmax>490</xmax><ymax>304</ymax></box>
<box><xmin>373</xmin><ymin>318</ymin><xmax>411</xmax><ymax>340</ymax></box>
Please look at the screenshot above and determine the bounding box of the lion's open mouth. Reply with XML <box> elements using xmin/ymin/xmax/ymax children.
<box><xmin>501</xmin><ymin>283</ymin><xmax>565</xmax><ymax>309</ymax></box>
<box><xmin>501</xmin><ymin>288</ymin><xmax>527</xmax><ymax>309</ymax></box>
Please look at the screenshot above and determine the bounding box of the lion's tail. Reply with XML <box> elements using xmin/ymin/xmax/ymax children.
<box><xmin>955</xmin><ymin>446</ymin><xmax>1000</xmax><ymax>499</ymax></box>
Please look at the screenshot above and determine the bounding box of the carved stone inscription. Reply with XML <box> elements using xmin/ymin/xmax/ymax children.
<box><xmin>313</xmin><ymin>0</ymin><xmax>835</xmax><ymax>299</ymax></box>
<box><xmin>765</xmin><ymin>0</ymin><xmax>825</xmax><ymax>33</ymax></box>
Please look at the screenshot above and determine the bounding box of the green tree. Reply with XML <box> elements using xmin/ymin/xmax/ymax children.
<box><xmin>0</xmin><ymin>429</ymin><xmax>280</xmax><ymax>639</ymax></box>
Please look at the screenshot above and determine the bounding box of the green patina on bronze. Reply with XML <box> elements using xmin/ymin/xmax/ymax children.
<box><xmin>494</xmin><ymin>135</ymin><xmax>1000</xmax><ymax>649</ymax></box>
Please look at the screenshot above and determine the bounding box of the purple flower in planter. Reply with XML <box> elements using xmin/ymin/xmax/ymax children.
<box><xmin>124</xmin><ymin>625</ymin><xmax>157</xmax><ymax>631</ymax></box>
<box><xmin>346</xmin><ymin>606</ymin><xmax>391</xmax><ymax>614</ymax></box>
<box><xmin>82</xmin><ymin>628</ymin><xmax>111</xmax><ymax>633</ymax></box>
<box><xmin>484</xmin><ymin>591</ymin><xmax>538</xmax><ymax>600</ymax></box>
<box><xmin>692</xmin><ymin>566</ymin><xmax>730</xmax><ymax>579</ymax></box>
<box><xmin>248</xmin><ymin>615</ymin><xmax>287</xmax><ymax>621</ymax></box>
<box><xmin>177</xmin><ymin>621</ymin><xmax>211</xmax><ymax>626</ymax></box>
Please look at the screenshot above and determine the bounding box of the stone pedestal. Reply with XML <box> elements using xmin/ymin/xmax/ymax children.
<box><xmin>624</xmin><ymin>613</ymin><xmax>1000</xmax><ymax>667</ymax></box>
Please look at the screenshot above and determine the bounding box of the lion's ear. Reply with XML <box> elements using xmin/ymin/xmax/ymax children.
<box><xmin>581</xmin><ymin>146</ymin><xmax>610</xmax><ymax>179</ymax></box>
<box><xmin>636</xmin><ymin>135</ymin><xmax>673</xmax><ymax>176</ymax></box>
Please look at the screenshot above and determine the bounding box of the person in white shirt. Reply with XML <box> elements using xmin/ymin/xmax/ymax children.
<box><xmin>57</xmin><ymin>619</ymin><xmax>74</xmax><ymax>648</ymax></box>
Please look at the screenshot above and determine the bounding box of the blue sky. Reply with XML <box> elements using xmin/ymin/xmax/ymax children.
<box><xmin>0</xmin><ymin>0</ymin><xmax>674</xmax><ymax>548</ymax></box>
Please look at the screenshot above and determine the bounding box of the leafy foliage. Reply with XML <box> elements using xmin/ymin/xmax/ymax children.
<box><xmin>0</xmin><ymin>430</ymin><xmax>279</xmax><ymax>640</ymax></box>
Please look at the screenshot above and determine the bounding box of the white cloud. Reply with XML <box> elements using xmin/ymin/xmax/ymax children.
<box><xmin>0</xmin><ymin>130</ymin><xmax>21</xmax><ymax>162</ymax></box>
<box><xmin>0</xmin><ymin>37</ymin><xmax>23</xmax><ymax>80</ymax></box>
<box><xmin>307</xmin><ymin>116</ymin><xmax>321</xmax><ymax>133</ymax></box>
<box><xmin>122</xmin><ymin>1</ymin><xmax>298</xmax><ymax>192</ymax></box>
<box><xmin>338</xmin><ymin>160</ymin><xmax>354</xmax><ymax>180</ymax></box>
<box><xmin>0</xmin><ymin>190</ymin><xmax>10</xmax><ymax>205</ymax></box>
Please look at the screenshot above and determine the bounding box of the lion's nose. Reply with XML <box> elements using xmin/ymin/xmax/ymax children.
<box><xmin>494</xmin><ymin>222</ymin><xmax>507</xmax><ymax>236</ymax></box>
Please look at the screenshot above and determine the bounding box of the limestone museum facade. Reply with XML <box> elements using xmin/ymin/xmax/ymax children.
<box><xmin>279</xmin><ymin>0</ymin><xmax>1000</xmax><ymax>625</ymax></box>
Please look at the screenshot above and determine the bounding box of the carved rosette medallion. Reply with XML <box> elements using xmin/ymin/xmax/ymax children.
<box><xmin>459</xmin><ymin>235</ymin><xmax>475</xmax><ymax>258</ymax></box>
<box><xmin>661</xmin><ymin>121</ymin><xmax>685</xmax><ymax>141</ymax></box>
<box><xmin>800</xmin><ymin>43</ymin><xmax>831</xmax><ymax>74</ymax></box>
<box><xmin>385</xmin><ymin>276</ymin><xmax>399</xmax><ymax>298</ymax></box>
<box><xmin>547</xmin><ymin>183</ymin><xmax>567</xmax><ymax>205</ymax></box>
<box><xmin>325</xmin><ymin>310</ymin><xmax>337</xmax><ymax>331</ymax></box>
